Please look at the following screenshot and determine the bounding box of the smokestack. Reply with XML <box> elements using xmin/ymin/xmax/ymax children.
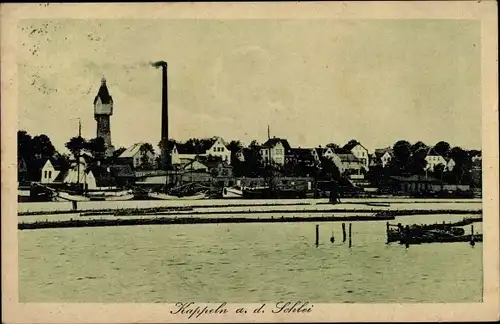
<box><xmin>151</xmin><ymin>61</ymin><xmax>169</xmax><ymax>170</ymax></box>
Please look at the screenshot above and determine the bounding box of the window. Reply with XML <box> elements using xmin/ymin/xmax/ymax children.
<box><xmin>276</xmin><ymin>149</ymin><xmax>283</xmax><ymax>155</ymax></box>
<box><xmin>48</xmin><ymin>171</ymin><xmax>52</xmax><ymax>179</ymax></box>
<box><xmin>44</xmin><ymin>171</ymin><xmax>47</xmax><ymax>178</ymax></box>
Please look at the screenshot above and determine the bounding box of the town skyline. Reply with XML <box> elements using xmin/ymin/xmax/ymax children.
<box><xmin>18</xmin><ymin>19</ymin><xmax>481</xmax><ymax>153</ymax></box>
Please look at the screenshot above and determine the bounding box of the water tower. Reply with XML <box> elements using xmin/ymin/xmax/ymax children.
<box><xmin>93</xmin><ymin>77</ymin><xmax>115</xmax><ymax>156</ymax></box>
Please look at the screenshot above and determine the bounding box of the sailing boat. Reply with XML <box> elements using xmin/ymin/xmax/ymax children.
<box><xmin>53</xmin><ymin>119</ymin><xmax>133</xmax><ymax>202</ymax></box>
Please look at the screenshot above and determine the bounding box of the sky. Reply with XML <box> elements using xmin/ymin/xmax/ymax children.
<box><xmin>17</xmin><ymin>19</ymin><xmax>481</xmax><ymax>154</ymax></box>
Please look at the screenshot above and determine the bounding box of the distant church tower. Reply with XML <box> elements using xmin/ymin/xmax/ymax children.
<box><xmin>93</xmin><ymin>77</ymin><xmax>115</xmax><ymax>157</ymax></box>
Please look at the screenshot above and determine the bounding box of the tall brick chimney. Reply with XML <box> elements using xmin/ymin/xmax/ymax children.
<box><xmin>151</xmin><ymin>61</ymin><xmax>170</xmax><ymax>171</ymax></box>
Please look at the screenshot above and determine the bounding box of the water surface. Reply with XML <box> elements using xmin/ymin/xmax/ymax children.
<box><xmin>19</xmin><ymin>214</ymin><xmax>482</xmax><ymax>303</ymax></box>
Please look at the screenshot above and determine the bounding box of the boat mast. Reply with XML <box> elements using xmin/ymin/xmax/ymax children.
<box><xmin>77</xmin><ymin>118</ymin><xmax>81</xmax><ymax>187</ymax></box>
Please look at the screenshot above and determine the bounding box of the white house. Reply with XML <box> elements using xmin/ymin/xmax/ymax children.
<box><xmin>40</xmin><ymin>157</ymin><xmax>97</xmax><ymax>190</ymax></box>
<box><xmin>373</xmin><ymin>147</ymin><xmax>394</xmax><ymax>168</ymax></box>
<box><xmin>260</xmin><ymin>137</ymin><xmax>291</xmax><ymax>166</ymax></box>
<box><xmin>171</xmin><ymin>136</ymin><xmax>231</xmax><ymax>166</ymax></box>
<box><xmin>342</xmin><ymin>142</ymin><xmax>370</xmax><ymax>170</ymax></box>
<box><xmin>446</xmin><ymin>158</ymin><xmax>456</xmax><ymax>171</ymax></box>
<box><xmin>117</xmin><ymin>143</ymin><xmax>155</xmax><ymax>169</ymax></box>
<box><xmin>40</xmin><ymin>160</ymin><xmax>61</xmax><ymax>184</ymax></box>
<box><xmin>424</xmin><ymin>147</ymin><xmax>448</xmax><ymax>172</ymax></box>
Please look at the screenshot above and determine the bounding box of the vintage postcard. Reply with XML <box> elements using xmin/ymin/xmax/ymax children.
<box><xmin>1</xmin><ymin>1</ymin><xmax>499</xmax><ymax>323</ymax></box>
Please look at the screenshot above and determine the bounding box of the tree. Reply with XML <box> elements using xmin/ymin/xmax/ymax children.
<box><xmin>392</xmin><ymin>140</ymin><xmax>412</xmax><ymax>174</ymax></box>
<box><xmin>448</xmin><ymin>146</ymin><xmax>472</xmax><ymax>184</ymax></box>
<box><xmin>65</xmin><ymin>136</ymin><xmax>86</xmax><ymax>159</ymax></box>
<box><xmin>434</xmin><ymin>141</ymin><xmax>451</xmax><ymax>157</ymax></box>
<box><xmin>31</xmin><ymin>134</ymin><xmax>56</xmax><ymax>160</ymax></box>
<box><xmin>409</xmin><ymin>147</ymin><xmax>428</xmax><ymax>175</ymax></box>
<box><xmin>326</xmin><ymin>143</ymin><xmax>340</xmax><ymax>151</ymax></box>
<box><xmin>346</xmin><ymin>139</ymin><xmax>359</xmax><ymax>147</ymax></box>
<box><xmin>411</xmin><ymin>141</ymin><xmax>427</xmax><ymax>154</ymax></box>
<box><xmin>319</xmin><ymin>157</ymin><xmax>342</xmax><ymax>181</ymax></box>
<box><xmin>84</xmin><ymin>137</ymin><xmax>106</xmax><ymax>165</ymax></box>
<box><xmin>139</xmin><ymin>143</ymin><xmax>155</xmax><ymax>169</ymax></box>
<box><xmin>227</xmin><ymin>140</ymin><xmax>243</xmax><ymax>166</ymax></box>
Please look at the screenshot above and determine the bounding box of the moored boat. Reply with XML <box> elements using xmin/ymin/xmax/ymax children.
<box><xmin>222</xmin><ymin>186</ymin><xmax>243</xmax><ymax>198</ymax></box>
<box><xmin>147</xmin><ymin>192</ymin><xmax>207</xmax><ymax>200</ymax></box>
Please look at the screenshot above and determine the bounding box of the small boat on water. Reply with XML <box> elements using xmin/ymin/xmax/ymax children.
<box><xmin>54</xmin><ymin>189</ymin><xmax>135</xmax><ymax>202</ymax></box>
<box><xmin>147</xmin><ymin>192</ymin><xmax>207</xmax><ymax>200</ymax></box>
<box><xmin>222</xmin><ymin>186</ymin><xmax>244</xmax><ymax>198</ymax></box>
<box><xmin>222</xmin><ymin>185</ymin><xmax>308</xmax><ymax>199</ymax></box>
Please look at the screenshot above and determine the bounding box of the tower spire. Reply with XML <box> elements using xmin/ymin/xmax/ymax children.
<box><xmin>268</xmin><ymin>125</ymin><xmax>270</xmax><ymax>140</ymax></box>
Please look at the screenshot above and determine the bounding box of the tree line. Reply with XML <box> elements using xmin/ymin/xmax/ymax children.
<box><xmin>18</xmin><ymin>131</ymin><xmax>480</xmax><ymax>187</ymax></box>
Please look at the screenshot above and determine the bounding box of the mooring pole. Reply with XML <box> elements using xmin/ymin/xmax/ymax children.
<box><xmin>386</xmin><ymin>222</ymin><xmax>390</xmax><ymax>244</ymax></box>
<box><xmin>348</xmin><ymin>223</ymin><xmax>352</xmax><ymax>248</ymax></box>
<box><xmin>342</xmin><ymin>223</ymin><xmax>346</xmax><ymax>242</ymax></box>
<box><xmin>315</xmin><ymin>224</ymin><xmax>319</xmax><ymax>246</ymax></box>
<box><xmin>404</xmin><ymin>225</ymin><xmax>410</xmax><ymax>248</ymax></box>
<box><xmin>470</xmin><ymin>224</ymin><xmax>475</xmax><ymax>246</ymax></box>
<box><xmin>330</xmin><ymin>230</ymin><xmax>335</xmax><ymax>243</ymax></box>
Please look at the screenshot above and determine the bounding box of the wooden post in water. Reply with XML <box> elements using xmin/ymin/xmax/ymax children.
<box><xmin>348</xmin><ymin>223</ymin><xmax>352</xmax><ymax>248</ymax></box>
<box><xmin>315</xmin><ymin>224</ymin><xmax>319</xmax><ymax>247</ymax></box>
<box><xmin>404</xmin><ymin>225</ymin><xmax>410</xmax><ymax>248</ymax></box>
<box><xmin>342</xmin><ymin>223</ymin><xmax>346</xmax><ymax>242</ymax></box>
<box><xmin>386</xmin><ymin>222</ymin><xmax>390</xmax><ymax>244</ymax></box>
<box><xmin>470</xmin><ymin>224</ymin><xmax>475</xmax><ymax>246</ymax></box>
<box><xmin>72</xmin><ymin>201</ymin><xmax>78</xmax><ymax>211</ymax></box>
<box><xmin>330</xmin><ymin>230</ymin><xmax>335</xmax><ymax>243</ymax></box>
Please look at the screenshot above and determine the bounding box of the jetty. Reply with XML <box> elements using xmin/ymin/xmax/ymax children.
<box><xmin>386</xmin><ymin>216</ymin><xmax>483</xmax><ymax>245</ymax></box>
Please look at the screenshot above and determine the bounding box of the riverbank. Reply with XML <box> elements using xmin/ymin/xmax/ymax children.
<box><xmin>19</xmin><ymin>213</ymin><xmax>397</xmax><ymax>230</ymax></box>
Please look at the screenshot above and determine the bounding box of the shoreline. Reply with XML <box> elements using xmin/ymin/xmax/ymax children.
<box><xmin>18</xmin><ymin>209</ymin><xmax>482</xmax><ymax>230</ymax></box>
<box><xmin>18</xmin><ymin>198</ymin><xmax>482</xmax><ymax>216</ymax></box>
<box><xmin>19</xmin><ymin>214</ymin><xmax>397</xmax><ymax>230</ymax></box>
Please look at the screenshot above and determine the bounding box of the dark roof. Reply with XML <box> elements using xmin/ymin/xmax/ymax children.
<box><xmin>290</xmin><ymin>148</ymin><xmax>316</xmax><ymax>161</ymax></box>
<box><xmin>426</xmin><ymin>147</ymin><xmax>442</xmax><ymax>157</ymax></box>
<box><xmin>314</xmin><ymin>148</ymin><xmax>325</xmax><ymax>158</ymax></box>
<box><xmin>236</xmin><ymin>147</ymin><xmax>252</xmax><ymax>161</ymax></box>
<box><xmin>342</xmin><ymin>141</ymin><xmax>365</xmax><ymax>152</ymax></box>
<box><xmin>337</xmin><ymin>153</ymin><xmax>361</xmax><ymax>163</ymax></box>
<box><xmin>173</xmin><ymin>138</ymin><xmax>221</xmax><ymax>154</ymax></box>
<box><xmin>374</xmin><ymin>147</ymin><xmax>394</xmax><ymax>159</ymax></box>
<box><xmin>93</xmin><ymin>78</ymin><xmax>113</xmax><ymax>105</ymax></box>
<box><xmin>53</xmin><ymin>170</ymin><xmax>68</xmax><ymax>182</ymax></box>
<box><xmin>261</xmin><ymin>138</ymin><xmax>291</xmax><ymax>151</ymax></box>
<box><xmin>334</xmin><ymin>147</ymin><xmax>353</xmax><ymax>154</ymax></box>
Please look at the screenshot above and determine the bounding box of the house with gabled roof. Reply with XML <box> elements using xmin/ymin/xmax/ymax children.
<box><xmin>336</xmin><ymin>153</ymin><xmax>363</xmax><ymax>175</ymax></box>
<box><xmin>341</xmin><ymin>142</ymin><xmax>370</xmax><ymax>170</ymax></box>
<box><xmin>260</xmin><ymin>137</ymin><xmax>291</xmax><ymax>166</ymax></box>
<box><xmin>372</xmin><ymin>147</ymin><xmax>394</xmax><ymax>168</ymax></box>
<box><xmin>117</xmin><ymin>142</ymin><xmax>155</xmax><ymax>169</ymax></box>
<box><xmin>287</xmin><ymin>148</ymin><xmax>318</xmax><ymax>166</ymax></box>
<box><xmin>424</xmin><ymin>147</ymin><xmax>447</xmax><ymax>172</ymax></box>
<box><xmin>40</xmin><ymin>159</ymin><xmax>64</xmax><ymax>184</ymax></box>
<box><xmin>171</xmin><ymin>136</ymin><xmax>231</xmax><ymax>166</ymax></box>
